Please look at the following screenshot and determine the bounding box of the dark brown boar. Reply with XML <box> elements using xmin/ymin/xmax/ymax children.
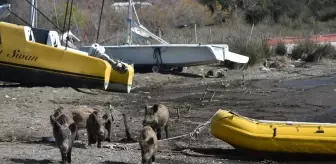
<box><xmin>142</xmin><ymin>103</ymin><xmax>169</xmax><ymax>140</ymax></box>
<box><xmin>70</xmin><ymin>107</ymin><xmax>97</xmax><ymax>140</ymax></box>
<box><xmin>139</xmin><ymin>125</ymin><xmax>158</xmax><ymax>164</ymax></box>
<box><xmin>51</xmin><ymin>107</ymin><xmax>98</xmax><ymax>140</ymax></box>
<box><xmin>86</xmin><ymin>111</ymin><xmax>113</xmax><ymax>148</ymax></box>
<box><xmin>50</xmin><ymin>114</ymin><xmax>77</xmax><ymax>164</ymax></box>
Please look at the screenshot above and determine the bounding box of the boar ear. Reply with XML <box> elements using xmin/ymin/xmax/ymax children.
<box><xmin>50</xmin><ymin>115</ymin><xmax>56</xmax><ymax>125</ymax></box>
<box><xmin>69</xmin><ymin>122</ymin><xmax>77</xmax><ymax>134</ymax></box>
<box><xmin>146</xmin><ymin>137</ymin><xmax>154</xmax><ymax>145</ymax></box>
<box><xmin>50</xmin><ymin>115</ymin><xmax>61</xmax><ymax>128</ymax></box>
<box><xmin>152</xmin><ymin>104</ymin><xmax>159</xmax><ymax>113</ymax></box>
<box><xmin>91</xmin><ymin>111</ymin><xmax>99</xmax><ymax>122</ymax></box>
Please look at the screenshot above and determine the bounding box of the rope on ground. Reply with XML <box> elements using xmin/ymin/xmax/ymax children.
<box><xmin>103</xmin><ymin>113</ymin><xmax>232</xmax><ymax>150</ymax></box>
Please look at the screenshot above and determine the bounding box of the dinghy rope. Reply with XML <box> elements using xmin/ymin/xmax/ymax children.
<box><xmin>153</xmin><ymin>48</ymin><xmax>163</xmax><ymax>68</ymax></box>
<box><xmin>105</xmin><ymin>111</ymin><xmax>232</xmax><ymax>149</ymax></box>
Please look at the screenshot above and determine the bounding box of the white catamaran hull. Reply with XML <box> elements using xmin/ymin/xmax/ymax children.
<box><xmin>80</xmin><ymin>44</ymin><xmax>249</xmax><ymax>67</ymax></box>
<box><xmin>79</xmin><ymin>0</ymin><xmax>249</xmax><ymax>71</ymax></box>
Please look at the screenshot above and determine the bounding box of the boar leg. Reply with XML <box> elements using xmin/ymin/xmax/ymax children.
<box><xmin>75</xmin><ymin>131</ymin><xmax>79</xmax><ymax>140</ymax></box>
<box><xmin>165</xmin><ymin>123</ymin><xmax>169</xmax><ymax>139</ymax></box>
<box><xmin>67</xmin><ymin>148</ymin><xmax>72</xmax><ymax>163</ymax></box>
<box><xmin>97</xmin><ymin>138</ymin><xmax>102</xmax><ymax>148</ymax></box>
<box><xmin>61</xmin><ymin>151</ymin><xmax>66</xmax><ymax>164</ymax></box>
<box><xmin>151</xmin><ymin>155</ymin><xmax>156</xmax><ymax>162</ymax></box>
<box><xmin>88</xmin><ymin>134</ymin><xmax>96</xmax><ymax>146</ymax></box>
<box><xmin>156</xmin><ymin>127</ymin><xmax>162</xmax><ymax>140</ymax></box>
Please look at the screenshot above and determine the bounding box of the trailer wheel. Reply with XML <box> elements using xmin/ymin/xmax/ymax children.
<box><xmin>152</xmin><ymin>65</ymin><xmax>160</xmax><ymax>73</ymax></box>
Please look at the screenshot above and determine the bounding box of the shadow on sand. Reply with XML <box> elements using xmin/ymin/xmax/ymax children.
<box><xmin>0</xmin><ymin>82</ymin><xmax>103</xmax><ymax>95</ymax></box>
<box><xmin>22</xmin><ymin>137</ymin><xmax>88</xmax><ymax>150</ymax></box>
<box><xmin>169</xmin><ymin>72</ymin><xmax>204</xmax><ymax>78</ymax></box>
<box><xmin>101</xmin><ymin>161</ymin><xmax>128</xmax><ymax>164</ymax></box>
<box><xmin>9</xmin><ymin>158</ymin><xmax>53</xmax><ymax>164</ymax></box>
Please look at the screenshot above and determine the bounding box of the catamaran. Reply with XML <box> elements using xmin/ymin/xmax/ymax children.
<box><xmin>80</xmin><ymin>0</ymin><xmax>249</xmax><ymax>73</ymax></box>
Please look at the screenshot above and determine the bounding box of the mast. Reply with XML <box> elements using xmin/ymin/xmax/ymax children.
<box><xmin>126</xmin><ymin>0</ymin><xmax>132</xmax><ymax>45</ymax></box>
<box><xmin>29</xmin><ymin>0</ymin><xmax>37</xmax><ymax>27</ymax></box>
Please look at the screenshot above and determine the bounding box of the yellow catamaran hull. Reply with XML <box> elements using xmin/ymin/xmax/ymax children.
<box><xmin>0</xmin><ymin>22</ymin><xmax>134</xmax><ymax>93</ymax></box>
<box><xmin>211</xmin><ymin>109</ymin><xmax>336</xmax><ymax>155</ymax></box>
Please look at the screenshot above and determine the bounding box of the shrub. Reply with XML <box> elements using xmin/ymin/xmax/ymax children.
<box><xmin>291</xmin><ymin>40</ymin><xmax>317</xmax><ymax>60</ymax></box>
<box><xmin>291</xmin><ymin>40</ymin><xmax>336</xmax><ymax>62</ymax></box>
<box><xmin>225</xmin><ymin>34</ymin><xmax>272</xmax><ymax>67</ymax></box>
<box><xmin>275</xmin><ymin>42</ymin><xmax>287</xmax><ymax>55</ymax></box>
<box><xmin>139</xmin><ymin>0</ymin><xmax>212</xmax><ymax>32</ymax></box>
<box><xmin>313</xmin><ymin>44</ymin><xmax>336</xmax><ymax>60</ymax></box>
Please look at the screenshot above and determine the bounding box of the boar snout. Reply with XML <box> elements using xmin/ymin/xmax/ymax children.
<box><xmin>98</xmin><ymin>127</ymin><xmax>105</xmax><ymax>137</ymax></box>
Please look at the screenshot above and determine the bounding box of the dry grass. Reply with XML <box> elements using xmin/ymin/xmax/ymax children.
<box><xmin>291</xmin><ymin>41</ymin><xmax>336</xmax><ymax>62</ymax></box>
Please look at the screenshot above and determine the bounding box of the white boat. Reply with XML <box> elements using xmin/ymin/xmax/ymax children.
<box><xmin>80</xmin><ymin>0</ymin><xmax>249</xmax><ymax>73</ymax></box>
<box><xmin>0</xmin><ymin>3</ymin><xmax>11</xmax><ymax>19</ymax></box>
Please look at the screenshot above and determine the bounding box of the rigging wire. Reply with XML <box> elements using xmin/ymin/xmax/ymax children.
<box><xmin>10</xmin><ymin>11</ymin><xmax>31</xmax><ymax>26</ymax></box>
<box><xmin>65</xmin><ymin>0</ymin><xmax>74</xmax><ymax>49</ymax></box>
<box><xmin>24</xmin><ymin>0</ymin><xmax>62</xmax><ymax>32</ymax></box>
<box><xmin>53</xmin><ymin>0</ymin><xmax>59</xmax><ymax>28</ymax></box>
<box><xmin>96</xmin><ymin>0</ymin><xmax>105</xmax><ymax>43</ymax></box>
<box><xmin>62</xmin><ymin>0</ymin><xmax>70</xmax><ymax>33</ymax></box>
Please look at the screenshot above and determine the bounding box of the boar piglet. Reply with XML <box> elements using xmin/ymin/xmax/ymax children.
<box><xmin>139</xmin><ymin>125</ymin><xmax>158</xmax><ymax>164</ymax></box>
<box><xmin>50</xmin><ymin>114</ymin><xmax>77</xmax><ymax>164</ymax></box>
<box><xmin>86</xmin><ymin>111</ymin><xmax>113</xmax><ymax>148</ymax></box>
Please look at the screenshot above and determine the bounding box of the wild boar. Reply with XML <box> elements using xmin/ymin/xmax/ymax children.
<box><xmin>50</xmin><ymin>114</ymin><xmax>77</xmax><ymax>164</ymax></box>
<box><xmin>139</xmin><ymin>125</ymin><xmax>158</xmax><ymax>164</ymax></box>
<box><xmin>51</xmin><ymin>106</ymin><xmax>98</xmax><ymax>140</ymax></box>
<box><xmin>142</xmin><ymin>103</ymin><xmax>169</xmax><ymax>140</ymax></box>
<box><xmin>86</xmin><ymin>111</ymin><xmax>113</xmax><ymax>148</ymax></box>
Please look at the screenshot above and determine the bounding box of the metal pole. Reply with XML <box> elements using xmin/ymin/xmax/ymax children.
<box><xmin>209</xmin><ymin>27</ymin><xmax>212</xmax><ymax>44</ymax></box>
<box><xmin>96</xmin><ymin>0</ymin><xmax>105</xmax><ymax>43</ymax></box>
<box><xmin>194</xmin><ymin>23</ymin><xmax>197</xmax><ymax>43</ymax></box>
<box><xmin>34</xmin><ymin>0</ymin><xmax>37</xmax><ymax>27</ymax></box>
<box><xmin>29</xmin><ymin>0</ymin><xmax>35</xmax><ymax>27</ymax></box>
<box><xmin>126</xmin><ymin>0</ymin><xmax>132</xmax><ymax>44</ymax></box>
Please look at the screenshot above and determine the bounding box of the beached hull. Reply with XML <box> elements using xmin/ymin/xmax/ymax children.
<box><xmin>0</xmin><ymin>22</ymin><xmax>134</xmax><ymax>93</ymax></box>
<box><xmin>80</xmin><ymin>44</ymin><xmax>249</xmax><ymax>67</ymax></box>
<box><xmin>0</xmin><ymin>61</ymin><xmax>131</xmax><ymax>92</ymax></box>
<box><xmin>210</xmin><ymin>109</ymin><xmax>336</xmax><ymax>155</ymax></box>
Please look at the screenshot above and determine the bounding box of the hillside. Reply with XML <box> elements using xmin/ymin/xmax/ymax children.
<box><xmin>2</xmin><ymin>0</ymin><xmax>336</xmax><ymax>66</ymax></box>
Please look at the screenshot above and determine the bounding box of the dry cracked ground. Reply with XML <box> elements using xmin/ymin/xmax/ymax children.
<box><xmin>1</xmin><ymin>61</ymin><xmax>336</xmax><ymax>164</ymax></box>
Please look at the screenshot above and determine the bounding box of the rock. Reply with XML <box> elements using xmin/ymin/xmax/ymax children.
<box><xmin>293</xmin><ymin>61</ymin><xmax>309</xmax><ymax>68</ymax></box>
<box><xmin>260</xmin><ymin>66</ymin><xmax>270</xmax><ymax>71</ymax></box>
<box><xmin>205</xmin><ymin>69</ymin><xmax>226</xmax><ymax>78</ymax></box>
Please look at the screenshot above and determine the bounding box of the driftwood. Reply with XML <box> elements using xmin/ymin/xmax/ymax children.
<box><xmin>200</xmin><ymin>90</ymin><xmax>208</xmax><ymax>100</ymax></box>
<box><xmin>176</xmin><ymin>108</ymin><xmax>180</xmax><ymax>119</ymax></box>
<box><xmin>122</xmin><ymin>114</ymin><xmax>134</xmax><ymax>141</ymax></box>
<box><xmin>209</xmin><ymin>91</ymin><xmax>216</xmax><ymax>103</ymax></box>
<box><xmin>187</xmin><ymin>105</ymin><xmax>191</xmax><ymax>112</ymax></box>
